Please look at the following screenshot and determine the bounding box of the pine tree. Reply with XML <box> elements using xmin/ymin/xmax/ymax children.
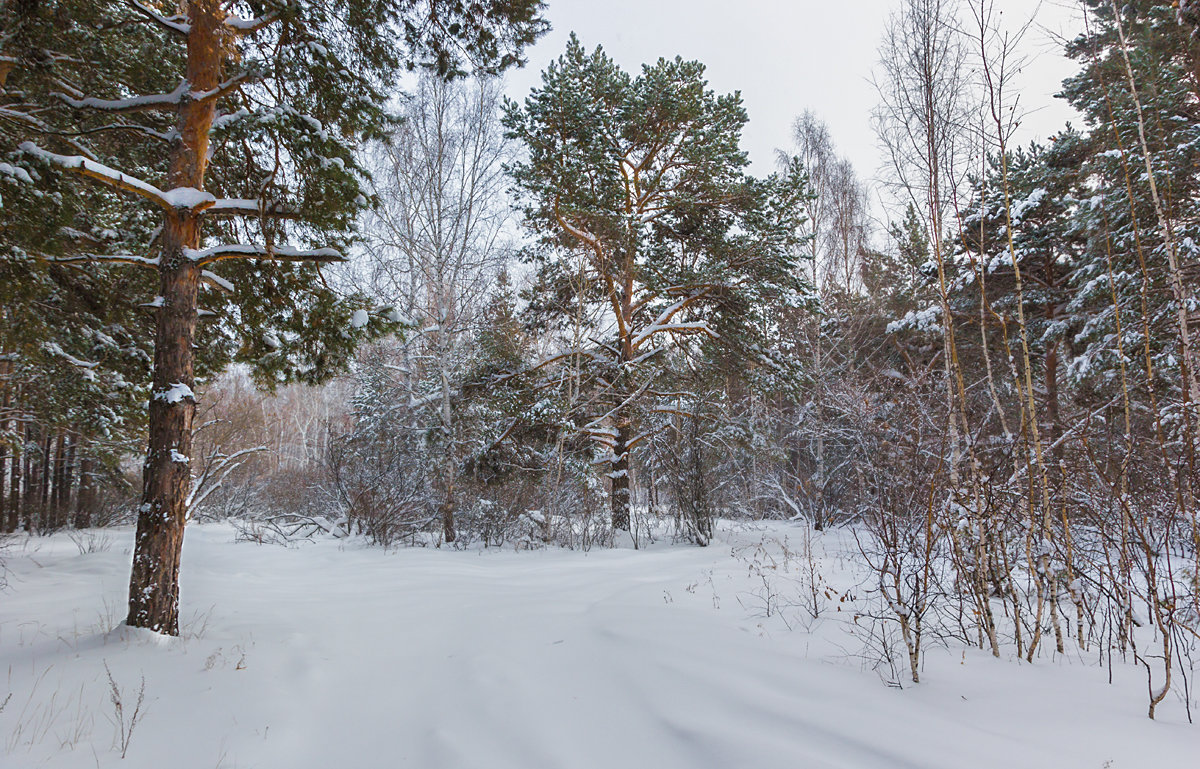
<box><xmin>953</xmin><ymin>135</ymin><xmax>1090</xmax><ymax>482</ymax></box>
<box><xmin>1063</xmin><ymin>1</ymin><xmax>1200</xmax><ymax>406</ymax></box>
<box><xmin>1</xmin><ymin>0</ymin><xmax>546</xmax><ymax>634</ymax></box>
<box><xmin>503</xmin><ymin>35</ymin><xmax>813</xmax><ymax>530</ymax></box>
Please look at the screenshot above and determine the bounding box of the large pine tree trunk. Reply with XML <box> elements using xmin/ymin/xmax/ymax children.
<box><xmin>611</xmin><ymin>414</ymin><xmax>631</xmax><ymax>531</ymax></box>
<box><xmin>126</xmin><ymin>1</ymin><xmax>221</xmax><ymax>635</ymax></box>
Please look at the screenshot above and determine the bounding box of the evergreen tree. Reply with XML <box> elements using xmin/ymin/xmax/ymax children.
<box><xmin>503</xmin><ymin>35</ymin><xmax>813</xmax><ymax>530</ymax></box>
<box><xmin>0</xmin><ymin>0</ymin><xmax>546</xmax><ymax>633</ymax></box>
<box><xmin>1063</xmin><ymin>1</ymin><xmax>1200</xmax><ymax>406</ymax></box>
<box><xmin>953</xmin><ymin>135</ymin><xmax>1090</xmax><ymax>480</ymax></box>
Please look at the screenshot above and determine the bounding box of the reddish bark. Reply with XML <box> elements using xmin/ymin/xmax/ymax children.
<box><xmin>126</xmin><ymin>0</ymin><xmax>222</xmax><ymax>635</ymax></box>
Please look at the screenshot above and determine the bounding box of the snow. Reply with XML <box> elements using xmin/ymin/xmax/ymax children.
<box><xmin>160</xmin><ymin>187</ymin><xmax>216</xmax><ymax>210</ymax></box>
<box><xmin>350</xmin><ymin>309</ymin><xmax>370</xmax><ymax>329</ymax></box>
<box><xmin>210</xmin><ymin>109</ymin><xmax>250</xmax><ymax>132</ymax></box>
<box><xmin>200</xmin><ymin>270</ymin><xmax>235</xmax><ymax>292</ymax></box>
<box><xmin>0</xmin><ymin>521</ymin><xmax>1193</xmax><ymax>768</ymax></box>
<box><xmin>51</xmin><ymin>79</ymin><xmax>191</xmax><ymax>113</ymax></box>
<box><xmin>40</xmin><ymin>341</ymin><xmax>99</xmax><ymax>372</ymax></box>
<box><xmin>154</xmin><ymin>383</ymin><xmax>195</xmax><ymax>404</ymax></box>
<box><xmin>887</xmin><ymin>305</ymin><xmax>941</xmax><ymax>334</ymax></box>
<box><xmin>224</xmin><ymin>12</ymin><xmax>279</xmax><ymax>33</ymax></box>
<box><xmin>185</xmin><ymin>243</ymin><xmax>342</xmax><ymax>262</ymax></box>
<box><xmin>19</xmin><ymin>143</ymin><xmax>167</xmax><ymax>203</ymax></box>
<box><xmin>384</xmin><ymin>307</ymin><xmax>410</xmax><ymax>325</ymax></box>
<box><xmin>0</xmin><ymin>162</ymin><xmax>33</xmax><ymax>185</ymax></box>
<box><xmin>128</xmin><ymin>0</ymin><xmax>190</xmax><ymax>35</ymax></box>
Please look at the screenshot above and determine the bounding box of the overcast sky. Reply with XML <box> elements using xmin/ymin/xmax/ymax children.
<box><xmin>504</xmin><ymin>0</ymin><xmax>1088</xmax><ymax>194</ymax></box>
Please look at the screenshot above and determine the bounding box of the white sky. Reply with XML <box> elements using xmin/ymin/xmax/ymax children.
<box><xmin>505</xmin><ymin>0</ymin><xmax>1088</xmax><ymax>196</ymax></box>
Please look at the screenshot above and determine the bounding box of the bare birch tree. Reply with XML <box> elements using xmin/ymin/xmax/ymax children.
<box><xmin>364</xmin><ymin>75</ymin><xmax>512</xmax><ymax>543</ymax></box>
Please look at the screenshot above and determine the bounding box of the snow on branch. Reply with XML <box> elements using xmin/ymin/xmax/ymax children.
<box><xmin>53</xmin><ymin>80</ymin><xmax>190</xmax><ymax>113</ymax></box>
<box><xmin>127</xmin><ymin>0</ymin><xmax>190</xmax><ymax>35</ymax></box>
<box><xmin>154</xmin><ymin>382</ymin><xmax>195</xmax><ymax>404</ymax></box>
<box><xmin>190</xmin><ymin>72</ymin><xmax>253</xmax><ymax>104</ymax></box>
<box><xmin>20</xmin><ymin>143</ymin><xmax>225</xmax><ymax>213</ymax></box>
<box><xmin>554</xmin><ymin>202</ymin><xmax>603</xmax><ymax>254</ymax></box>
<box><xmin>41</xmin><ymin>341</ymin><xmax>100</xmax><ymax>379</ymax></box>
<box><xmin>186</xmin><ymin>243</ymin><xmax>344</xmax><ymax>265</ymax></box>
<box><xmin>631</xmin><ymin>320</ymin><xmax>714</xmax><ymax>348</ymax></box>
<box><xmin>54</xmin><ymin>72</ymin><xmax>250</xmax><ymax>114</ymax></box>
<box><xmin>46</xmin><ymin>253</ymin><xmax>161</xmax><ymax>269</ymax></box>
<box><xmin>224</xmin><ymin>11</ymin><xmax>282</xmax><ymax>35</ymax></box>
<box><xmin>160</xmin><ymin>187</ymin><xmax>217</xmax><ymax>210</ymax></box>
<box><xmin>631</xmin><ymin>289</ymin><xmax>716</xmax><ymax>349</ymax></box>
<box><xmin>201</xmin><ymin>270</ymin><xmax>235</xmax><ymax>292</ymax></box>
<box><xmin>206</xmin><ymin>198</ymin><xmax>301</xmax><ymax>218</ymax></box>
<box><xmin>19</xmin><ymin>142</ymin><xmax>181</xmax><ymax>211</ymax></box>
<box><xmin>0</xmin><ymin>162</ymin><xmax>33</xmax><ymax>185</ymax></box>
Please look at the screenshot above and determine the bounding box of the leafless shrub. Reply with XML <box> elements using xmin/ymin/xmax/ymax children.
<box><xmin>103</xmin><ymin>662</ymin><xmax>145</xmax><ymax>760</ymax></box>
<box><xmin>66</xmin><ymin>530</ymin><xmax>112</xmax><ymax>555</ymax></box>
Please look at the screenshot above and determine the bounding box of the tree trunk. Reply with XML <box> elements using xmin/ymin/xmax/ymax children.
<box><xmin>611</xmin><ymin>413</ymin><xmax>631</xmax><ymax>531</ymax></box>
<box><xmin>440</xmin><ymin>354</ymin><xmax>456</xmax><ymax>544</ymax></box>
<box><xmin>21</xmin><ymin>423</ymin><xmax>33</xmax><ymax>532</ymax></box>
<box><xmin>440</xmin><ymin>472</ymin><xmax>456</xmax><ymax>544</ymax></box>
<box><xmin>6</xmin><ymin>419</ymin><xmax>18</xmax><ymax>534</ymax></box>
<box><xmin>126</xmin><ymin>0</ymin><xmax>221</xmax><ymax>635</ymax></box>
<box><xmin>37</xmin><ymin>429</ymin><xmax>51</xmax><ymax>531</ymax></box>
<box><xmin>0</xmin><ymin>385</ymin><xmax>8</xmax><ymax>534</ymax></box>
<box><xmin>50</xmin><ymin>431</ymin><xmax>67</xmax><ymax>529</ymax></box>
<box><xmin>75</xmin><ymin>445</ymin><xmax>94</xmax><ymax>529</ymax></box>
<box><xmin>63</xmin><ymin>432</ymin><xmax>76</xmax><ymax>523</ymax></box>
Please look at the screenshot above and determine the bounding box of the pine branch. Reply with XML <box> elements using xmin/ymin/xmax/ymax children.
<box><xmin>224</xmin><ymin>11</ymin><xmax>283</xmax><ymax>36</ymax></box>
<box><xmin>190</xmin><ymin>72</ymin><xmax>253</xmax><ymax>104</ymax></box>
<box><xmin>187</xmin><ymin>243</ymin><xmax>344</xmax><ymax>265</ymax></box>
<box><xmin>51</xmin><ymin>122</ymin><xmax>175</xmax><ymax>143</ymax></box>
<box><xmin>205</xmin><ymin>198</ymin><xmax>301</xmax><ymax>219</ymax></box>
<box><xmin>127</xmin><ymin>1</ymin><xmax>191</xmax><ymax>36</ymax></box>
<box><xmin>19</xmin><ymin>142</ymin><xmax>172</xmax><ymax>207</ymax></box>
<box><xmin>45</xmin><ymin>253</ymin><xmax>160</xmax><ymax>269</ymax></box>
<box><xmin>53</xmin><ymin>80</ymin><xmax>190</xmax><ymax>114</ymax></box>
<box><xmin>200</xmin><ymin>270</ymin><xmax>234</xmax><ymax>292</ymax></box>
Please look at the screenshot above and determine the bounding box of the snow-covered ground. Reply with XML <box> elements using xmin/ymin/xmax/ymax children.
<box><xmin>0</xmin><ymin>521</ymin><xmax>1194</xmax><ymax>768</ymax></box>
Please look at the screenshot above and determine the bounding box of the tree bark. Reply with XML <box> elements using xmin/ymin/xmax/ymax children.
<box><xmin>75</xmin><ymin>444</ymin><xmax>94</xmax><ymax>529</ymax></box>
<box><xmin>0</xmin><ymin>378</ymin><xmax>9</xmax><ymax>534</ymax></box>
<box><xmin>37</xmin><ymin>429</ymin><xmax>51</xmax><ymax>530</ymax></box>
<box><xmin>50</xmin><ymin>430</ymin><xmax>67</xmax><ymax>529</ymax></box>
<box><xmin>20</xmin><ymin>423</ymin><xmax>33</xmax><ymax>532</ymax></box>
<box><xmin>611</xmin><ymin>413</ymin><xmax>631</xmax><ymax>531</ymax></box>
<box><xmin>126</xmin><ymin>0</ymin><xmax>222</xmax><ymax>635</ymax></box>
<box><xmin>5</xmin><ymin>419</ymin><xmax>18</xmax><ymax>534</ymax></box>
<box><xmin>63</xmin><ymin>433</ymin><xmax>77</xmax><ymax>524</ymax></box>
<box><xmin>440</xmin><ymin>352</ymin><xmax>456</xmax><ymax>544</ymax></box>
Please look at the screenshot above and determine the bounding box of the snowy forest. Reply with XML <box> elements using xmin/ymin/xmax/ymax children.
<box><xmin>2</xmin><ymin>0</ymin><xmax>1200</xmax><ymax>766</ymax></box>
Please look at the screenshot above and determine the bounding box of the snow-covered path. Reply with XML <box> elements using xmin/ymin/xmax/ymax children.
<box><xmin>0</xmin><ymin>523</ymin><xmax>1193</xmax><ymax>768</ymax></box>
